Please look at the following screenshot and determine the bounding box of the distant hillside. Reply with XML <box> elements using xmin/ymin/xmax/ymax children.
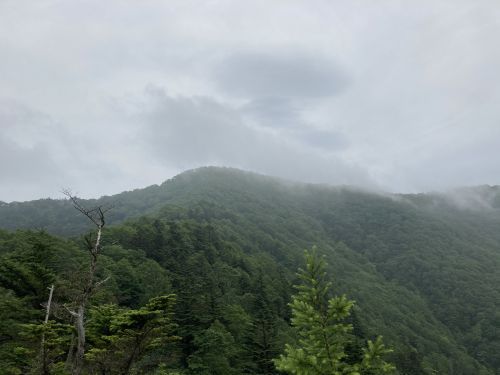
<box><xmin>1</xmin><ymin>167</ymin><xmax>499</xmax><ymax>238</ymax></box>
<box><xmin>0</xmin><ymin>167</ymin><xmax>300</xmax><ymax>236</ymax></box>
<box><xmin>0</xmin><ymin>167</ymin><xmax>499</xmax><ymax>373</ymax></box>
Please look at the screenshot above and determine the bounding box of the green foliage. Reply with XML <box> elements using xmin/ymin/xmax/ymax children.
<box><xmin>187</xmin><ymin>320</ymin><xmax>238</xmax><ymax>375</ymax></box>
<box><xmin>86</xmin><ymin>294</ymin><xmax>179</xmax><ymax>374</ymax></box>
<box><xmin>19</xmin><ymin>320</ymin><xmax>73</xmax><ymax>374</ymax></box>
<box><xmin>0</xmin><ymin>167</ymin><xmax>499</xmax><ymax>373</ymax></box>
<box><xmin>275</xmin><ymin>248</ymin><xmax>394</xmax><ymax>374</ymax></box>
<box><xmin>0</xmin><ymin>230</ymin><xmax>179</xmax><ymax>374</ymax></box>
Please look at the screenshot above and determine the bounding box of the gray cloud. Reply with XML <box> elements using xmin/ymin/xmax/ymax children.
<box><xmin>0</xmin><ymin>99</ymin><xmax>138</xmax><ymax>201</ymax></box>
<box><xmin>141</xmin><ymin>89</ymin><xmax>250</xmax><ymax>167</ymax></box>
<box><xmin>388</xmin><ymin>127</ymin><xmax>500</xmax><ymax>193</ymax></box>
<box><xmin>240</xmin><ymin>97</ymin><xmax>302</xmax><ymax>129</ymax></box>
<box><xmin>0</xmin><ymin>137</ymin><xmax>59</xmax><ymax>183</ymax></box>
<box><xmin>0</xmin><ymin>1</ymin><xmax>499</xmax><ymax>201</ymax></box>
<box><xmin>138</xmin><ymin>88</ymin><xmax>372</xmax><ymax>187</ymax></box>
<box><xmin>240</xmin><ymin>99</ymin><xmax>349</xmax><ymax>151</ymax></box>
<box><xmin>214</xmin><ymin>51</ymin><xmax>349</xmax><ymax>99</ymax></box>
<box><xmin>0</xmin><ymin>100</ymin><xmax>69</xmax><ymax>200</ymax></box>
<box><xmin>292</xmin><ymin>128</ymin><xmax>349</xmax><ymax>152</ymax></box>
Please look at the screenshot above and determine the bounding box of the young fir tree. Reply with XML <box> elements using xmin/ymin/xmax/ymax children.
<box><xmin>274</xmin><ymin>248</ymin><xmax>395</xmax><ymax>375</ymax></box>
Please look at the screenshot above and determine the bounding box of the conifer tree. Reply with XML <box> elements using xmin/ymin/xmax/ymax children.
<box><xmin>274</xmin><ymin>248</ymin><xmax>395</xmax><ymax>375</ymax></box>
<box><xmin>85</xmin><ymin>294</ymin><xmax>178</xmax><ymax>373</ymax></box>
<box><xmin>187</xmin><ymin>320</ymin><xmax>238</xmax><ymax>375</ymax></box>
<box><xmin>248</xmin><ymin>272</ymin><xmax>281</xmax><ymax>374</ymax></box>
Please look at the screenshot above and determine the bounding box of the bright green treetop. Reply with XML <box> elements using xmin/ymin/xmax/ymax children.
<box><xmin>274</xmin><ymin>248</ymin><xmax>395</xmax><ymax>375</ymax></box>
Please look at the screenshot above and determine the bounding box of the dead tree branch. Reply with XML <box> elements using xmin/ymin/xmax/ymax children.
<box><xmin>62</xmin><ymin>190</ymin><xmax>112</xmax><ymax>375</ymax></box>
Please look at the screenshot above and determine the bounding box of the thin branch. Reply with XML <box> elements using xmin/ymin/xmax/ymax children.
<box><xmin>62</xmin><ymin>189</ymin><xmax>113</xmax><ymax>228</ymax></box>
<box><xmin>64</xmin><ymin>305</ymin><xmax>79</xmax><ymax>318</ymax></box>
<box><xmin>94</xmin><ymin>276</ymin><xmax>111</xmax><ymax>289</ymax></box>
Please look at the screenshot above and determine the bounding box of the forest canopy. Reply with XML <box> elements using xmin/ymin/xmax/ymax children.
<box><xmin>0</xmin><ymin>167</ymin><xmax>499</xmax><ymax>374</ymax></box>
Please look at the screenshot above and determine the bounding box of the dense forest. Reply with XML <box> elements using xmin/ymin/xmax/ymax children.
<box><xmin>0</xmin><ymin>167</ymin><xmax>499</xmax><ymax>374</ymax></box>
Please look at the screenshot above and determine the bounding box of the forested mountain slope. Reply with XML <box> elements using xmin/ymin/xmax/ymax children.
<box><xmin>1</xmin><ymin>167</ymin><xmax>499</xmax><ymax>374</ymax></box>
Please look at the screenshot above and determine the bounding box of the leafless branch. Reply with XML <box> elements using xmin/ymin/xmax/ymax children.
<box><xmin>62</xmin><ymin>189</ymin><xmax>113</xmax><ymax>228</ymax></box>
<box><xmin>94</xmin><ymin>276</ymin><xmax>111</xmax><ymax>289</ymax></box>
<box><xmin>61</xmin><ymin>188</ymin><xmax>113</xmax><ymax>375</ymax></box>
<box><xmin>64</xmin><ymin>305</ymin><xmax>79</xmax><ymax>318</ymax></box>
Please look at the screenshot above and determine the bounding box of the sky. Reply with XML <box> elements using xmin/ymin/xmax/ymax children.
<box><xmin>1</xmin><ymin>0</ymin><xmax>500</xmax><ymax>202</ymax></box>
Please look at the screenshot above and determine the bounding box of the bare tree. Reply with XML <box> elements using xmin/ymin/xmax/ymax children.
<box><xmin>40</xmin><ymin>284</ymin><xmax>54</xmax><ymax>375</ymax></box>
<box><xmin>62</xmin><ymin>190</ymin><xmax>111</xmax><ymax>375</ymax></box>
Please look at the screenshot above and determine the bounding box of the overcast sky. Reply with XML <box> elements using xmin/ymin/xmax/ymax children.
<box><xmin>1</xmin><ymin>0</ymin><xmax>500</xmax><ymax>202</ymax></box>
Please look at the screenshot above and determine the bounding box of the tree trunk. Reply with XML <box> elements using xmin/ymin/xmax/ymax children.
<box><xmin>72</xmin><ymin>305</ymin><xmax>86</xmax><ymax>375</ymax></box>
<box><xmin>40</xmin><ymin>284</ymin><xmax>54</xmax><ymax>375</ymax></box>
<box><xmin>65</xmin><ymin>331</ymin><xmax>75</xmax><ymax>372</ymax></box>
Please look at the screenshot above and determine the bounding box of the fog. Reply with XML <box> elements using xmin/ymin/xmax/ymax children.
<box><xmin>1</xmin><ymin>0</ymin><xmax>500</xmax><ymax>201</ymax></box>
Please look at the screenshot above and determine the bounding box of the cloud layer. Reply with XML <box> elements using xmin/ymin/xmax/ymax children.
<box><xmin>1</xmin><ymin>0</ymin><xmax>500</xmax><ymax>201</ymax></box>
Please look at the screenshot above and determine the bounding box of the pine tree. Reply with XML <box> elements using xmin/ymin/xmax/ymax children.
<box><xmin>274</xmin><ymin>248</ymin><xmax>395</xmax><ymax>375</ymax></box>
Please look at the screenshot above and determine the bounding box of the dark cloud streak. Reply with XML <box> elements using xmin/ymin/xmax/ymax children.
<box><xmin>215</xmin><ymin>51</ymin><xmax>349</xmax><ymax>98</ymax></box>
